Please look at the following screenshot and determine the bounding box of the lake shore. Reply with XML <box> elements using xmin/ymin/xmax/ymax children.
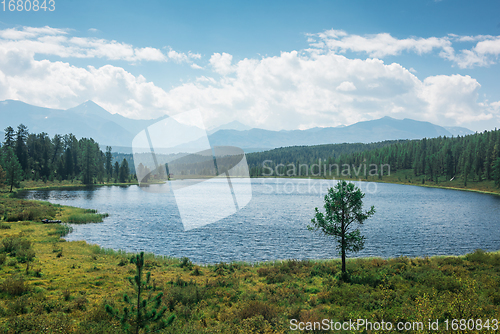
<box><xmin>252</xmin><ymin>168</ymin><xmax>500</xmax><ymax>196</ymax></box>
<box><xmin>1</xmin><ymin>190</ymin><xmax>500</xmax><ymax>332</ymax></box>
<box><xmin>1</xmin><ymin>205</ymin><xmax>500</xmax><ymax>332</ymax></box>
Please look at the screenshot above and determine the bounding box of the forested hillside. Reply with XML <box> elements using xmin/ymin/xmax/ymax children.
<box><xmin>0</xmin><ymin>124</ymin><xmax>132</xmax><ymax>188</ymax></box>
<box><xmin>247</xmin><ymin>129</ymin><xmax>500</xmax><ymax>187</ymax></box>
<box><xmin>246</xmin><ymin>140</ymin><xmax>407</xmax><ymax>177</ymax></box>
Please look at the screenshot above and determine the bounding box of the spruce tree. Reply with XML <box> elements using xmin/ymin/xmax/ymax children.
<box><xmin>114</xmin><ymin>161</ymin><xmax>120</xmax><ymax>182</ymax></box>
<box><xmin>3</xmin><ymin>126</ymin><xmax>15</xmax><ymax>148</ymax></box>
<box><xmin>119</xmin><ymin>158</ymin><xmax>130</xmax><ymax>183</ymax></box>
<box><xmin>105</xmin><ymin>252</ymin><xmax>175</xmax><ymax>334</ymax></box>
<box><xmin>493</xmin><ymin>157</ymin><xmax>500</xmax><ymax>188</ymax></box>
<box><xmin>2</xmin><ymin>147</ymin><xmax>23</xmax><ymax>192</ymax></box>
<box><xmin>15</xmin><ymin>124</ymin><xmax>29</xmax><ymax>172</ymax></box>
<box><xmin>105</xmin><ymin>146</ymin><xmax>113</xmax><ymax>179</ymax></box>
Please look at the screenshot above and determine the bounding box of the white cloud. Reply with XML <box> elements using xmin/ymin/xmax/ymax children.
<box><xmin>0</xmin><ymin>26</ymin><xmax>497</xmax><ymax>131</ymax></box>
<box><xmin>0</xmin><ymin>26</ymin><xmax>67</xmax><ymax>40</ymax></box>
<box><xmin>161</xmin><ymin>51</ymin><xmax>493</xmax><ymax>130</ymax></box>
<box><xmin>167</xmin><ymin>48</ymin><xmax>188</xmax><ymax>63</ymax></box>
<box><xmin>209</xmin><ymin>52</ymin><xmax>235</xmax><ymax>75</ymax></box>
<box><xmin>0</xmin><ymin>48</ymin><xmax>170</xmax><ymax>119</ymax></box>
<box><xmin>0</xmin><ymin>26</ymin><xmax>179</xmax><ymax>63</ymax></box>
<box><xmin>474</xmin><ymin>37</ymin><xmax>500</xmax><ymax>55</ymax></box>
<box><xmin>336</xmin><ymin>81</ymin><xmax>356</xmax><ymax>92</ymax></box>
<box><xmin>311</xmin><ymin>29</ymin><xmax>452</xmax><ymax>58</ymax></box>
<box><xmin>188</xmin><ymin>51</ymin><xmax>202</xmax><ymax>59</ymax></box>
<box><xmin>0</xmin><ymin>46</ymin><xmax>494</xmax><ymax>130</ymax></box>
<box><xmin>310</xmin><ymin>29</ymin><xmax>500</xmax><ymax>69</ymax></box>
<box><xmin>134</xmin><ymin>47</ymin><xmax>167</xmax><ymax>62</ymax></box>
<box><xmin>418</xmin><ymin>74</ymin><xmax>491</xmax><ymax>124</ymax></box>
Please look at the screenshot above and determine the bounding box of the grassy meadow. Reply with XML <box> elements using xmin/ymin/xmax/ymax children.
<box><xmin>0</xmin><ymin>190</ymin><xmax>500</xmax><ymax>333</ymax></box>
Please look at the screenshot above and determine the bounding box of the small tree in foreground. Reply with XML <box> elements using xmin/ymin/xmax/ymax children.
<box><xmin>106</xmin><ymin>252</ymin><xmax>175</xmax><ymax>334</ymax></box>
<box><xmin>309</xmin><ymin>180</ymin><xmax>375</xmax><ymax>279</ymax></box>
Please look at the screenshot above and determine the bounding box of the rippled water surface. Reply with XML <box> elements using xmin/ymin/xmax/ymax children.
<box><xmin>18</xmin><ymin>178</ymin><xmax>500</xmax><ymax>264</ymax></box>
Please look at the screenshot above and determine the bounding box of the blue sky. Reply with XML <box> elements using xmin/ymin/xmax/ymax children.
<box><xmin>0</xmin><ymin>0</ymin><xmax>499</xmax><ymax>131</ymax></box>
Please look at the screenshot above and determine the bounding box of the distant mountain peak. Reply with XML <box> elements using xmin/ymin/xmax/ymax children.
<box><xmin>208</xmin><ymin>120</ymin><xmax>252</xmax><ymax>134</ymax></box>
<box><xmin>80</xmin><ymin>100</ymin><xmax>100</xmax><ymax>107</ymax></box>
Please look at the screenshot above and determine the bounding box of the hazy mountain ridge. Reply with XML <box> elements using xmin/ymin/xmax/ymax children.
<box><xmin>0</xmin><ymin>100</ymin><xmax>474</xmax><ymax>152</ymax></box>
<box><xmin>206</xmin><ymin>116</ymin><xmax>474</xmax><ymax>150</ymax></box>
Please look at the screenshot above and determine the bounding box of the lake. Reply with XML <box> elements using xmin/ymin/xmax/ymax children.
<box><xmin>18</xmin><ymin>178</ymin><xmax>500</xmax><ymax>264</ymax></box>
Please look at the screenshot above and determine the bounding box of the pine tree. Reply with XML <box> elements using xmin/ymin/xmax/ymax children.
<box><xmin>2</xmin><ymin>147</ymin><xmax>23</xmax><ymax>192</ymax></box>
<box><xmin>3</xmin><ymin>126</ymin><xmax>15</xmax><ymax>148</ymax></box>
<box><xmin>493</xmin><ymin>157</ymin><xmax>500</xmax><ymax>188</ymax></box>
<box><xmin>119</xmin><ymin>158</ymin><xmax>130</xmax><ymax>183</ymax></box>
<box><xmin>105</xmin><ymin>252</ymin><xmax>175</xmax><ymax>334</ymax></box>
<box><xmin>80</xmin><ymin>139</ymin><xmax>97</xmax><ymax>185</ymax></box>
<box><xmin>105</xmin><ymin>146</ymin><xmax>113</xmax><ymax>179</ymax></box>
<box><xmin>114</xmin><ymin>161</ymin><xmax>120</xmax><ymax>182</ymax></box>
<box><xmin>15</xmin><ymin>124</ymin><xmax>29</xmax><ymax>172</ymax></box>
<box><xmin>309</xmin><ymin>180</ymin><xmax>375</xmax><ymax>279</ymax></box>
<box><xmin>64</xmin><ymin>148</ymin><xmax>73</xmax><ymax>179</ymax></box>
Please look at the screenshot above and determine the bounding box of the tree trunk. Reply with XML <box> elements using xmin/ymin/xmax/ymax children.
<box><xmin>341</xmin><ymin>237</ymin><xmax>346</xmax><ymax>274</ymax></box>
<box><xmin>341</xmin><ymin>208</ymin><xmax>346</xmax><ymax>274</ymax></box>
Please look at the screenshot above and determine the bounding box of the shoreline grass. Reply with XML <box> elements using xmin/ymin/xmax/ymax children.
<box><xmin>251</xmin><ymin>168</ymin><xmax>500</xmax><ymax>196</ymax></box>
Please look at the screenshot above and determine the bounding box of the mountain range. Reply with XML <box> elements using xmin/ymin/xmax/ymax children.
<box><xmin>0</xmin><ymin>100</ymin><xmax>474</xmax><ymax>153</ymax></box>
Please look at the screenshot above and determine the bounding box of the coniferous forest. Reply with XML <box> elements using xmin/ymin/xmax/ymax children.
<box><xmin>0</xmin><ymin>125</ymin><xmax>132</xmax><ymax>189</ymax></box>
<box><xmin>246</xmin><ymin>129</ymin><xmax>500</xmax><ymax>188</ymax></box>
<box><xmin>3</xmin><ymin>123</ymin><xmax>500</xmax><ymax>191</ymax></box>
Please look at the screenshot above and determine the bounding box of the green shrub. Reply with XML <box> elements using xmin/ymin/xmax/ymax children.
<box><xmin>63</xmin><ymin>289</ymin><xmax>72</xmax><ymax>301</ymax></box>
<box><xmin>0</xmin><ymin>222</ymin><xmax>11</xmax><ymax>229</ymax></box>
<box><xmin>5</xmin><ymin>206</ymin><xmax>56</xmax><ymax>222</ymax></box>
<box><xmin>1</xmin><ymin>236</ymin><xmax>31</xmax><ymax>255</ymax></box>
<box><xmin>0</xmin><ymin>253</ymin><xmax>6</xmax><ymax>265</ymax></box>
<box><xmin>33</xmin><ymin>267</ymin><xmax>42</xmax><ymax>277</ymax></box>
<box><xmin>238</xmin><ymin>300</ymin><xmax>278</xmax><ymax>323</ymax></box>
<box><xmin>257</xmin><ymin>266</ymin><xmax>288</xmax><ymax>284</ymax></box>
<box><xmin>191</xmin><ymin>266</ymin><xmax>203</xmax><ymax>276</ymax></box>
<box><xmin>466</xmin><ymin>249</ymin><xmax>491</xmax><ymax>264</ymax></box>
<box><xmin>165</xmin><ymin>284</ymin><xmax>206</xmax><ymax>312</ymax></box>
<box><xmin>117</xmin><ymin>258</ymin><xmax>128</xmax><ymax>266</ymax></box>
<box><xmin>7</xmin><ymin>258</ymin><xmax>17</xmax><ymax>266</ymax></box>
<box><xmin>1</xmin><ymin>275</ymin><xmax>28</xmax><ymax>296</ymax></box>
<box><xmin>179</xmin><ymin>257</ymin><xmax>193</xmax><ymax>269</ymax></box>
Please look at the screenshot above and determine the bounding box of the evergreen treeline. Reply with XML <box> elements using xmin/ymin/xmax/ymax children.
<box><xmin>339</xmin><ymin>130</ymin><xmax>500</xmax><ymax>186</ymax></box>
<box><xmin>0</xmin><ymin>124</ymin><xmax>132</xmax><ymax>189</ymax></box>
<box><xmin>246</xmin><ymin>140</ymin><xmax>407</xmax><ymax>177</ymax></box>
<box><xmin>246</xmin><ymin>129</ymin><xmax>500</xmax><ymax>187</ymax></box>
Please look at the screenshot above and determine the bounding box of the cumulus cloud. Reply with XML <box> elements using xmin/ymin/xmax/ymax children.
<box><xmin>0</xmin><ymin>26</ymin><xmax>201</xmax><ymax>64</ymax></box>
<box><xmin>0</xmin><ymin>26</ymin><xmax>498</xmax><ymax>131</ymax></box>
<box><xmin>0</xmin><ymin>48</ymin><xmax>171</xmax><ymax>118</ymax></box>
<box><xmin>308</xmin><ymin>29</ymin><xmax>500</xmax><ymax>69</ymax></box>
<box><xmin>309</xmin><ymin>29</ymin><xmax>452</xmax><ymax>58</ymax></box>
<box><xmin>209</xmin><ymin>52</ymin><xmax>235</xmax><ymax>75</ymax></box>
<box><xmin>336</xmin><ymin>81</ymin><xmax>356</xmax><ymax>92</ymax></box>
